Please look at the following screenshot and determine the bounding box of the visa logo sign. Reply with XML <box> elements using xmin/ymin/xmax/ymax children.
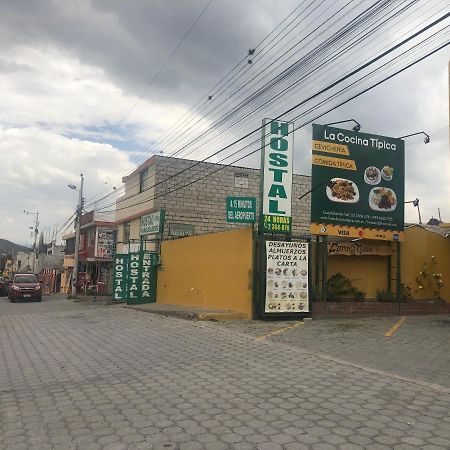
<box><xmin>338</xmin><ymin>229</ymin><xmax>350</xmax><ymax>236</ymax></box>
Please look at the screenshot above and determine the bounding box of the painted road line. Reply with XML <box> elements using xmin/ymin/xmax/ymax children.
<box><xmin>256</xmin><ymin>321</ymin><xmax>305</xmax><ymax>342</ymax></box>
<box><xmin>384</xmin><ymin>316</ymin><xmax>406</xmax><ymax>337</ymax></box>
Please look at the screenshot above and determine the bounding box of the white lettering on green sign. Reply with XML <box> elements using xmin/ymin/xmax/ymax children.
<box><xmin>226</xmin><ymin>197</ymin><xmax>256</xmax><ymax>223</ymax></box>
<box><xmin>261</xmin><ymin>120</ymin><xmax>293</xmax><ymax>232</ymax></box>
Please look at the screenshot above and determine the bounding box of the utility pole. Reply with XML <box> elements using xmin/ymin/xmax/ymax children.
<box><xmin>24</xmin><ymin>210</ymin><xmax>39</xmax><ymax>273</ymax></box>
<box><xmin>71</xmin><ymin>174</ymin><xmax>84</xmax><ymax>298</ymax></box>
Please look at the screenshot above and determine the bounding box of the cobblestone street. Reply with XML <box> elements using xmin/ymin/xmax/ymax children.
<box><xmin>1</xmin><ymin>295</ymin><xmax>450</xmax><ymax>450</ymax></box>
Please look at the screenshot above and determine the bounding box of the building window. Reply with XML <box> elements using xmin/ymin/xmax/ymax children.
<box><xmin>139</xmin><ymin>168</ymin><xmax>149</xmax><ymax>193</ymax></box>
<box><xmin>89</xmin><ymin>229</ymin><xmax>95</xmax><ymax>247</ymax></box>
<box><xmin>234</xmin><ymin>172</ymin><xmax>249</xmax><ymax>189</ymax></box>
<box><xmin>124</xmin><ymin>222</ymin><xmax>131</xmax><ymax>244</ymax></box>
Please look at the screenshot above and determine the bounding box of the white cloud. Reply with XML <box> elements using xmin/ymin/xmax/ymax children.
<box><xmin>0</xmin><ymin>0</ymin><xmax>448</xmax><ymax>245</ymax></box>
<box><xmin>0</xmin><ymin>127</ymin><xmax>131</xmax><ymax>242</ymax></box>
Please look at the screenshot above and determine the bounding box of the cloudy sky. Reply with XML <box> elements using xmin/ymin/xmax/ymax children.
<box><xmin>0</xmin><ymin>0</ymin><xmax>448</xmax><ymax>245</ymax></box>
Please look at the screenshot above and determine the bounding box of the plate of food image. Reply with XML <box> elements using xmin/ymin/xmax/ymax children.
<box><xmin>364</xmin><ymin>166</ymin><xmax>381</xmax><ymax>185</ymax></box>
<box><xmin>326</xmin><ymin>178</ymin><xmax>359</xmax><ymax>203</ymax></box>
<box><xmin>369</xmin><ymin>187</ymin><xmax>397</xmax><ymax>211</ymax></box>
<box><xmin>381</xmin><ymin>166</ymin><xmax>394</xmax><ymax>181</ymax></box>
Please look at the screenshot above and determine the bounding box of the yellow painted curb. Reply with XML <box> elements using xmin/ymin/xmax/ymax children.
<box><xmin>256</xmin><ymin>321</ymin><xmax>305</xmax><ymax>341</ymax></box>
<box><xmin>198</xmin><ymin>312</ymin><xmax>249</xmax><ymax>321</ymax></box>
<box><xmin>384</xmin><ymin>316</ymin><xmax>406</xmax><ymax>337</ymax></box>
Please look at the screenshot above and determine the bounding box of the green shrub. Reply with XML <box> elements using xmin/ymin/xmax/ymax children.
<box><xmin>326</xmin><ymin>273</ymin><xmax>354</xmax><ymax>301</ymax></box>
<box><xmin>376</xmin><ymin>284</ymin><xmax>413</xmax><ymax>303</ymax></box>
<box><xmin>353</xmin><ymin>289</ymin><xmax>366</xmax><ymax>302</ymax></box>
<box><xmin>376</xmin><ymin>289</ymin><xmax>393</xmax><ymax>302</ymax></box>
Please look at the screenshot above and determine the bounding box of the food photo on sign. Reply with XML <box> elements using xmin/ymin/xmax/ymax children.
<box><xmin>310</xmin><ymin>124</ymin><xmax>405</xmax><ymax>240</ymax></box>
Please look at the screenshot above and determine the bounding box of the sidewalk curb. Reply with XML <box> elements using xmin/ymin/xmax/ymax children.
<box><xmin>123</xmin><ymin>305</ymin><xmax>248</xmax><ymax>321</ymax></box>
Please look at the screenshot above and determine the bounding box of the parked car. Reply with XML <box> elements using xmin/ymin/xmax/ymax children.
<box><xmin>0</xmin><ymin>277</ymin><xmax>8</xmax><ymax>296</ymax></box>
<box><xmin>8</xmin><ymin>273</ymin><xmax>42</xmax><ymax>302</ymax></box>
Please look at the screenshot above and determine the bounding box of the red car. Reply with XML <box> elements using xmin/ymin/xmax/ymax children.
<box><xmin>8</xmin><ymin>274</ymin><xmax>42</xmax><ymax>302</ymax></box>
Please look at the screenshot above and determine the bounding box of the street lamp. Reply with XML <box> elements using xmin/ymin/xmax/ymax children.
<box><xmin>397</xmin><ymin>131</ymin><xmax>430</xmax><ymax>144</ymax></box>
<box><xmin>324</xmin><ymin>119</ymin><xmax>361</xmax><ymax>132</ymax></box>
<box><xmin>68</xmin><ymin>174</ymin><xmax>84</xmax><ymax>298</ymax></box>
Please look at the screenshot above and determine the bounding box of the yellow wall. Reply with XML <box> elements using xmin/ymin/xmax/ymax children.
<box><xmin>401</xmin><ymin>226</ymin><xmax>450</xmax><ymax>302</ymax></box>
<box><xmin>157</xmin><ymin>226</ymin><xmax>254</xmax><ymax>318</ymax></box>
<box><xmin>324</xmin><ymin>226</ymin><xmax>450</xmax><ymax>302</ymax></box>
<box><xmin>328</xmin><ymin>255</ymin><xmax>388</xmax><ymax>299</ymax></box>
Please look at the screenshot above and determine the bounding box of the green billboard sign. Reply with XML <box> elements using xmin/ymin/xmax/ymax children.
<box><xmin>113</xmin><ymin>254</ymin><xmax>128</xmax><ymax>301</ymax></box>
<box><xmin>113</xmin><ymin>251</ymin><xmax>158</xmax><ymax>304</ymax></box>
<box><xmin>260</xmin><ymin>119</ymin><xmax>293</xmax><ymax>234</ymax></box>
<box><xmin>310</xmin><ymin>124</ymin><xmax>405</xmax><ymax>241</ymax></box>
<box><xmin>226</xmin><ymin>196</ymin><xmax>256</xmax><ymax>223</ymax></box>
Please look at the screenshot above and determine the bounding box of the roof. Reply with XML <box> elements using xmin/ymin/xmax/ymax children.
<box><xmin>121</xmin><ymin>154</ymin><xmax>312</xmax><ymax>184</ymax></box>
<box><xmin>405</xmin><ymin>223</ymin><xmax>450</xmax><ymax>237</ymax></box>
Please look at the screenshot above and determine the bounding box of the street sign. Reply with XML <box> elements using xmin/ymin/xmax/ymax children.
<box><xmin>226</xmin><ymin>197</ymin><xmax>256</xmax><ymax>223</ymax></box>
<box><xmin>260</xmin><ymin>119</ymin><xmax>294</xmax><ymax>234</ymax></box>
<box><xmin>168</xmin><ymin>223</ymin><xmax>195</xmax><ymax>237</ymax></box>
<box><xmin>310</xmin><ymin>124</ymin><xmax>405</xmax><ymax>241</ymax></box>
<box><xmin>140</xmin><ymin>210</ymin><xmax>165</xmax><ymax>235</ymax></box>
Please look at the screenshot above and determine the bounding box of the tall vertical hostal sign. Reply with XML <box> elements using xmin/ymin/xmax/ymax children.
<box><xmin>260</xmin><ymin>119</ymin><xmax>294</xmax><ymax>234</ymax></box>
<box><xmin>113</xmin><ymin>254</ymin><xmax>128</xmax><ymax>301</ymax></box>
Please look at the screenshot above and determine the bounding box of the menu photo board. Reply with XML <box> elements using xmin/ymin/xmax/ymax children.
<box><xmin>264</xmin><ymin>241</ymin><xmax>309</xmax><ymax>313</ymax></box>
<box><xmin>310</xmin><ymin>124</ymin><xmax>405</xmax><ymax>241</ymax></box>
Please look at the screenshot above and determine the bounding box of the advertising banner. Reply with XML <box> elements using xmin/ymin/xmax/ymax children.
<box><xmin>310</xmin><ymin>125</ymin><xmax>405</xmax><ymax>241</ymax></box>
<box><xmin>140</xmin><ymin>252</ymin><xmax>152</xmax><ymax>300</ymax></box>
<box><xmin>260</xmin><ymin>119</ymin><xmax>294</xmax><ymax>234</ymax></box>
<box><xmin>327</xmin><ymin>240</ymin><xmax>392</xmax><ymax>256</ymax></box>
<box><xmin>265</xmin><ymin>241</ymin><xmax>309</xmax><ymax>313</ymax></box>
<box><xmin>97</xmin><ymin>228</ymin><xmax>115</xmax><ymax>258</ymax></box>
<box><xmin>127</xmin><ymin>252</ymin><xmax>141</xmax><ymax>302</ymax></box>
<box><xmin>140</xmin><ymin>210</ymin><xmax>165</xmax><ymax>235</ymax></box>
<box><xmin>226</xmin><ymin>196</ymin><xmax>256</xmax><ymax>223</ymax></box>
<box><xmin>113</xmin><ymin>254</ymin><xmax>128</xmax><ymax>301</ymax></box>
<box><xmin>120</xmin><ymin>251</ymin><xmax>158</xmax><ymax>304</ymax></box>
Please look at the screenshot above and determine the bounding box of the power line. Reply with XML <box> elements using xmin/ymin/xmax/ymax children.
<box><xmin>85</xmin><ymin>0</ymin><xmax>414</xmax><ymax>208</ymax></box>
<box><xmin>97</xmin><ymin>24</ymin><xmax>449</xmax><ymax>215</ymax></box>
<box><xmin>100</xmin><ymin>10</ymin><xmax>450</xmax><ymax>213</ymax></box>
<box><xmin>81</xmin><ymin>0</ymin><xmax>215</xmax><ymax>174</ymax></box>
<box><xmin>84</xmin><ymin>0</ymin><xmax>328</xmax><ymax>203</ymax></box>
<box><xmin>95</xmin><ymin>0</ymin><xmax>440</xmax><ymax>207</ymax></box>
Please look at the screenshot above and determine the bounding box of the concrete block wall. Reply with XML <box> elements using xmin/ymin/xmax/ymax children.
<box><xmin>152</xmin><ymin>155</ymin><xmax>312</xmax><ymax>238</ymax></box>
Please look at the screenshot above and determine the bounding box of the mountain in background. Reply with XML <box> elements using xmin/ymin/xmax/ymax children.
<box><xmin>0</xmin><ymin>239</ymin><xmax>30</xmax><ymax>255</ymax></box>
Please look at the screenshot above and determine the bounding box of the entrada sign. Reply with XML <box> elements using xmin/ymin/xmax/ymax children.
<box><xmin>260</xmin><ymin>119</ymin><xmax>294</xmax><ymax>234</ymax></box>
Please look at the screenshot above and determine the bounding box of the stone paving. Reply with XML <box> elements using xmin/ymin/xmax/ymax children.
<box><xmin>210</xmin><ymin>315</ymin><xmax>450</xmax><ymax>389</ymax></box>
<box><xmin>1</xmin><ymin>295</ymin><xmax>450</xmax><ymax>450</ymax></box>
